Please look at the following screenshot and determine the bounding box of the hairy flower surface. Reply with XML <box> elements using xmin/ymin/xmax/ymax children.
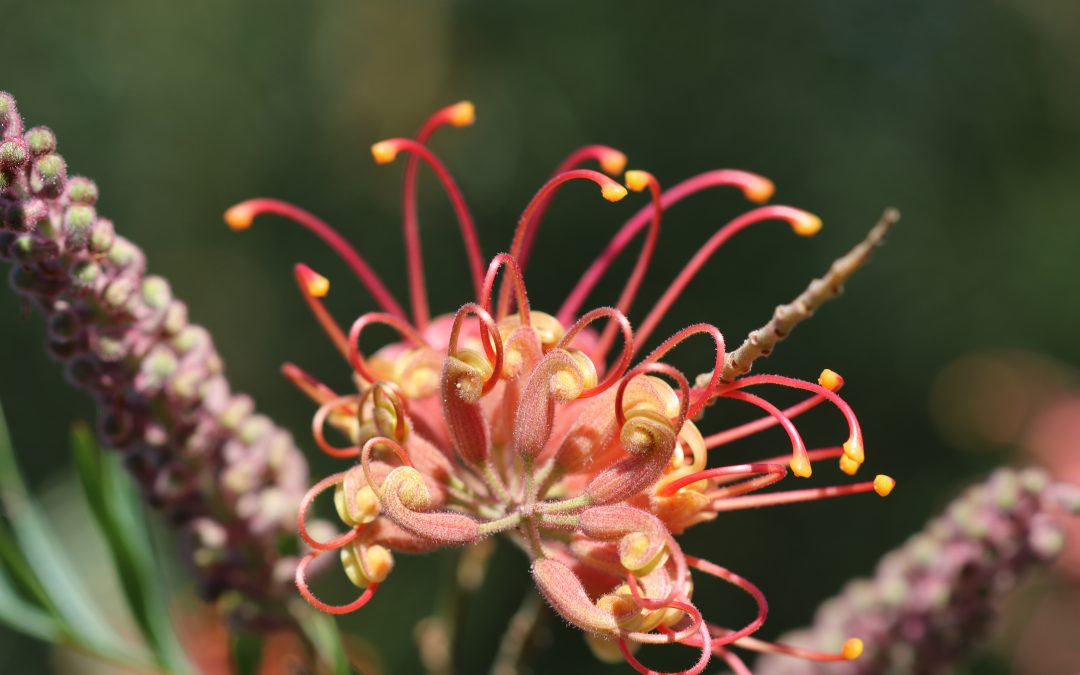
<box><xmin>231</xmin><ymin>101</ymin><xmax>898</xmax><ymax>673</ymax></box>
<box><xmin>0</xmin><ymin>93</ymin><xmax>309</xmax><ymax>625</ymax></box>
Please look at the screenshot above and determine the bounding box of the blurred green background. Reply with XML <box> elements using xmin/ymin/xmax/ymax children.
<box><xmin>2</xmin><ymin>1</ymin><xmax>1079</xmax><ymax>672</ymax></box>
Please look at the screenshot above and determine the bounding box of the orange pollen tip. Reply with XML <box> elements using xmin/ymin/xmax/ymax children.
<box><xmin>744</xmin><ymin>177</ymin><xmax>776</xmax><ymax>204</ymax></box>
<box><xmin>790</xmin><ymin>455</ymin><xmax>813</xmax><ymax>478</ymax></box>
<box><xmin>818</xmin><ymin>368</ymin><xmax>844</xmax><ymax>391</ymax></box>
<box><xmin>791</xmin><ymin>212</ymin><xmax>823</xmax><ymax>237</ymax></box>
<box><xmin>224</xmin><ymin>204</ymin><xmax>255</xmax><ymax>231</ymax></box>
<box><xmin>873</xmin><ymin>475</ymin><xmax>895</xmax><ymax>497</ymax></box>
<box><xmin>599</xmin><ymin>150</ymin><xmax>628</xmax><ymax>176</ymax></box>
<box><xmin>624</xmin><ymin>170</ymin><xmax>652</xmax><ymax>193</ymax></box>
<box><xmin>297</xmin><ymin>264</ymin><xmax>330</xmax><ymax>298</ymax></box>
<box><xmin>601</xmin><ymin>183</ymin><xmax>629</xmax><ymax>202</ymax></box>
<box><xmin>842</xmin><ymin>438</ymin><xmax>865</xmax><ymax>464</ymax></box>
<box><xmin>449</xmin><ymin>101</ymin><xmax>476</xmax><ymax>127</ymax></box>
<box><xmin>842</xmin><ymin>638</ymin><xmax>864</xmax><ymax>660</ymax></box>
<box><xmin>371</xmin><ymin>141</ymin><xmax>399</xmax><ymax>164</ymax></box>
<box><xmin>838</xmin><ymin>454</ymin><xmax>861</xmax><ymax>476</ymax></box>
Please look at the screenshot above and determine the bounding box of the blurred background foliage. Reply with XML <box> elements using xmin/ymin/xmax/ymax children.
<box><xmin>1</xmin><ymin>1</ymin><xmax>1078</xmax><ymax>673</ymax></box>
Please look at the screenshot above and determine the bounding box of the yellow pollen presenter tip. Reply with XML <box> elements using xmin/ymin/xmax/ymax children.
<box><xmin>818</xmin><ymin>368</ymin><xmax>844</xmax><ymax>391</ymax></box>
<box><xmin>744</xmin><ymin>177</ymin><xmax>776</xmax><ymax>204</ymax></box>
<box><xmin>297</xmin><ymin>265</ymin><xmax>330</xmax><ymax>298</ymax></box>
<box><xmin>842</xmin><ymin>438</ymin><xmax>865</xmax><ymax>464</ymax></box>
<box><xmin>371</xmin><ymin>141</ymin><xmax>398</xmax><ymax>164</ymax></box>
<box><xmin>599</xmin><ymin>150</ymin><xmax>628</xmax><ymax>176</ymax></box>
<box><xmin>839</xmin><ymin>454</ymin><xmax>861</xmax><ymax>476</ymax></box>
<box><xmin>873</xmin><ymin>475</ymin><xmax>895</xmax><ymax>497</ymax></box>
<box><xmin>224</xmin><ymin>204</ymin><xmax>255</xmax><ymax>231</ymax></box>
<box><xmin>449</xmin><ymin>101</ymin><xmax>475</xmax><ymax>127</ymax></box>
<box><xmin>842</xmin><ymin>638</ymin><xmax>864</xmax><ymax>660</ymax></box>
<box><xmin>601</xmin><ymin>183</ymin><xmax>628</xmax><ymax>202</ymax></box>
<box><xmin>791</xmin><ymin>212</ymin><xmax>822</xmax><ymax>237</ymax></box>
<box><xmin>624</xmin><ymin>170</ymin><xmax>651</xmax><ymax>193</ymax></box>
<box><xmin>790</xmin><ymin>454</ymin><xmax>813</xmax><ymax>478</ymax></box>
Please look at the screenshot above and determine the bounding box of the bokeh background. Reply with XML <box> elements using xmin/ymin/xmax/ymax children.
<box><xmin>2</xmin><ymin>1</ymin><xmax>1079</xmax><ymax>673</ymax></box>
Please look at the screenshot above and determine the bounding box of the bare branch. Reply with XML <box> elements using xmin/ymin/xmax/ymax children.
<box><xmin>697</xmin><ymin>208</ymin><xmax>901</xmax><ymax>389</ymax></box>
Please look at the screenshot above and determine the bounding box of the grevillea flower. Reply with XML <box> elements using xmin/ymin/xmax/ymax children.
<box><xmin>756</xmin><ymin>467</ymin><xmax>1080</xmax><ymax>675</ymax></box>
<box><xmin>229</xmin><ymin>101</ymin><xmax>899</xmax><ymax>673</ymax></box>
<box><xmin>0</xmin><ymin>92</ymin><xmax>309</xmax><ymax>625</ymax></box>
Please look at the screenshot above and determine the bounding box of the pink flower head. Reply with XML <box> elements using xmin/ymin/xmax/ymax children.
<box><xmin>229</xmin><ymin>101</ymin><xmax>896</xmax><ymax>673</ymax></box>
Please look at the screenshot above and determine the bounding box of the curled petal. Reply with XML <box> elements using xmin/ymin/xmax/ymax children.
<box><xmin>380</xmin><ymin>466</ymin><xmax>479</xmax><ymax>544</ymax></box>
<box><xmin>532</xmin><ymin>557</ymin><xmax>618</xmax><ymax>635</ymax></box>
<box><xmin>557</xmin><ymin>307</ymin><xmax>634</xmax><ymax>398</ymax></box>
<box><xmin>441</xmin><ymin>354</ymin><xmax>493</xmax><ymax>465</ymax></box>
<box><xmin>580</xmin><ymin>505</ymin><xmax>668</xmax><ymax>572</ymax></box>
<box><xmin>514</xmin><ymin>348</ymin><xmax>593</xmax><ymax>460</ymax></box>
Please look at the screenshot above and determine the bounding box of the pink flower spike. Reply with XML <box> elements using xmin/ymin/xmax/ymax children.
<box><xmin>370</xmin><ymin>137</ymin><xmax>485</xmax><ymax>296</ymax></box>
<box><xmin>296</xmin><ymin>550</ymin><xmax>380</xmax><ymax>615</ymax></box>
<box><xmin>517</xmin><ymin>144</ymin><xmax>627</xmax><ymax>270</ymax></box>
<box><xmin>500</xmin><ymin>169</ymin><xmax>628</xmax><ymax>317</ymax></box>
<box><xmin>635</xmin><ymin>205</ymin><xmax>820</xmax><ymax>350</ymax></box>
<box><xmin>224</xmin><ymin>198</ymin><xmax>407</xmax><ymax>319</ymax></box>
<box><xmin>557</xmin><ymin>169</ymin><xmax>775</xmax><ymax>324</ymax></box>
<box><xmin>403</xmin><ymin>102</ymin><xmax>476</xmax><ymax>330</ymax></box>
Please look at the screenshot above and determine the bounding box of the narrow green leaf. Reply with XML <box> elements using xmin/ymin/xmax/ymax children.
<box><xmin>298</xmin><ymin>609</ymin><xmax>352</xmax><ymax>675</ymax></box>
<box><xmin>71</xmin><ymin>423</ymin><xmax>195</xmax><ymax>675</ymax></box>
<box><xmin>231</xmin><ymin>630</ymin><xmax>265</xmax><ymax>675</ymax></box>
<box><xmin>0</xmin><ymin>562</ymin><xmax>62</xmax><ymax>643</ymax></box>
<box><xmin>0</xmin><ymin>404</ymin><xmax>126</xmax><ymax>652</ymax></box>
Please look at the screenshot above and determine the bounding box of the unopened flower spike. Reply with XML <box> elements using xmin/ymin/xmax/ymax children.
<box><xmin>757</xmin><ymin>467</ymin><xmax>1076</xmax><ymax>675</ymax></box>
<box><xmin>226</xmin><ymin>100</ymin><xmax>901</xmax><ymax>673</ymax></box>
<box><xmin>0</xmin><ymin>92</ymin><xmax>309</xmax><ymax>625</ymax></box>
